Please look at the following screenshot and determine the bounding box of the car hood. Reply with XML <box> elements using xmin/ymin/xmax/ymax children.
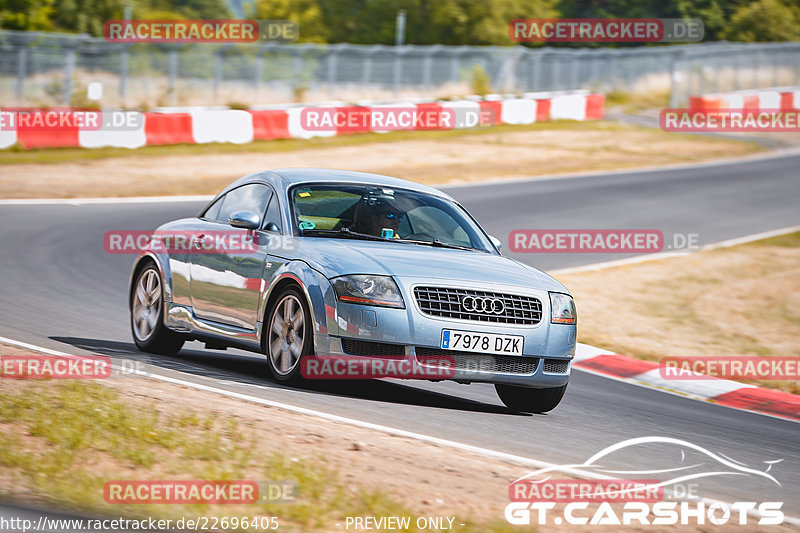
<box><xmin>285</xmin><ymin>238</ymin><xmax>568</xmax><ymax>293</ymax></box>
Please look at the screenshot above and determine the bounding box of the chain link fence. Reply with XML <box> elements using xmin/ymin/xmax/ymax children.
<box><xmin>1</xmin><ymin>29</ymin><xmax>799</xmax><ymax>108</ymax></box>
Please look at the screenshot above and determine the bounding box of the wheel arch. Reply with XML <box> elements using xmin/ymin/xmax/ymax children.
<box><xmin>259</xmin><ymin>262</ymin><xmax>334</xmax><ymax>355</ymax></box>
<box><xmin>129</xmin><ymin>252</ymin><xmax>173</xmax><ymax>309</ymax></box>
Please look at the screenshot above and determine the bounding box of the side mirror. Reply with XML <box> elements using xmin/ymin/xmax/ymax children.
<box><xmin>489</xmin><ymin>235</ymin><xmax>502</xmax><ymax>251</ymax></box>
<box><xmin>264</xmin><ymin>222</ymin><xmax>280</xmax><ymax>233</ymax></box>
<box><xmin>228</xmin><ymin>210</ymin><xmax>260</xmax><ymax>230</ymax></box>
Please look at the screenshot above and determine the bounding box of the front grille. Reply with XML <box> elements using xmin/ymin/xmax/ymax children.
<box><xmin>413</xmin><ymin>286</ymin><xmax>542</xmax><ymax>325</ymax></box>
<box><xmin>415</xmin><ymin>347</ymin><xmax>539</xmax><ymax>375</ymax></box>
<box><xmin>543</xmin><ymin>359</ymin><xmax>570</xmax><ymax>374</ymax></box>
<box><xmin>341</xmin><ymin>338</ymin><xmax>406</xmax><ymax>357</ymax></box>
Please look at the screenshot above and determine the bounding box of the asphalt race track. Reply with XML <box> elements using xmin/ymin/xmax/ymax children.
<box><xmin>1</xmin><ymin>152</ymin><xmax>799</xmax><ymax>516</ymax></box>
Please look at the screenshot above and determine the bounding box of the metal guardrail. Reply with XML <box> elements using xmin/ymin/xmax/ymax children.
<box><xmin>1</xmin><ymin>30</ymin><xmax>799</xmax><ymax>107</ymax></box>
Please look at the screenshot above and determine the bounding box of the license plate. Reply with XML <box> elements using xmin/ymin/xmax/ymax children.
<box><xmin>440</xmin><ymin>329</ymin><xmax>524</xmax><ymax>356</ymax></box>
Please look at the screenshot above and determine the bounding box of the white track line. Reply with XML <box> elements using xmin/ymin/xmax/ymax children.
<box><xmin>441</xmin><ymin>146</ymin><xmax>800</xmax><ymax>190</ymax></box>
<box><xmin>1</xmin><ymin>334</ymin><xmax>799</xmax><ymax>527</ymax></box>
<box><xmin>552</xmin><ymin>225</ymin><xmax>800</xmax><ymax>276</ymax></box>
<box><xmin>0</xmin><ymin>195</ymin><xmax>212</xmax><ymax>206</ymax></box>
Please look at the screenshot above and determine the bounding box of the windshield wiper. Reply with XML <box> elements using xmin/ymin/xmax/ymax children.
<box><xmin>397</xmin><ymin>238</ymin><xmax>487</xmax><ymax>252</ymax></box>
<box><xmin>301</xmin><ymin>228</ymin><xmax>487</xmax><ymax>252</ymax></box>
<box><xmin>300</xmin><ymin>227</ymin><xmax>390</xmax><ymax>242</ymax></box>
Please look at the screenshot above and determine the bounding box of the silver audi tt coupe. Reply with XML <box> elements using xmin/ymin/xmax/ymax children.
<box><xmin>129</xmin><ymin>168</ymin><xmax>577</xmax><ymax>413</ymax></box>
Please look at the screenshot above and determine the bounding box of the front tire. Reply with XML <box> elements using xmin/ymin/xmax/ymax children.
<box><xmin>495</xmin><ymin>383</ymin><xmax>567</xmax><ymax>413</ymax></box>
<box><xmin>265</xmin><ymin>286</ymin><xmax>312</xmax><ymax>383</ymax></box>
<box><xmin>130</xmin><ymin>263</ymin><xmax>184</xmax><ymax>356</ymax></box>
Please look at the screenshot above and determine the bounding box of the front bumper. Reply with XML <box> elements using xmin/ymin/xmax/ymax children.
<box><xmin>318</xmin><ymin>276</ymin><xmax>576</xmax><ymax>387</ymax></box>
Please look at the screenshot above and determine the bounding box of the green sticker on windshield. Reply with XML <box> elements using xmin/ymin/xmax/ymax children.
<box><xmin>299</xmin><ymin>220</ymin><xmax>316</xmax><ymax>231</ymax></box>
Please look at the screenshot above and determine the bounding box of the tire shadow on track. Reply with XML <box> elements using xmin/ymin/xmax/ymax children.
<box><xmin>49</xmin><ymin>336</ymin><xmax>520</xmax><ymax>416</ymax></box>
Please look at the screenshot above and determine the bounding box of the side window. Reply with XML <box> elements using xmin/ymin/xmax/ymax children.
<box><xmin>202</xmin><ymin>196</ymin><xmax>224</xmax><ymax>220</ymax></box>
<box><xmin>263</xmin><ymin>195</ymin><xmax>282</xmax><ymax>233</ymax></box>
<box><xmin>217</xmin><ymin>184</ymin><xmax>272</xmax><ymax>224</ymax></box>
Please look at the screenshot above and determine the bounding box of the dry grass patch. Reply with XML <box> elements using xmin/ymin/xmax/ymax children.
<box><xmin>0</xmin><ymin>121</ymin><xmax>762</xmax><ymax>199</ymax></box>
<box><xmin>558</xmin><ymin>232</ymin><xmax>800</xmax><ymax>393</ymax></box>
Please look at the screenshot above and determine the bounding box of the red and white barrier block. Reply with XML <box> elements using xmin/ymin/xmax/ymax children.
<box><xmin>572</xmin><ymin>343</ymin><xmax>800</xmax><ymax>422</ymax></box>
<box><xmin>2</xmin><ymin>92</ymin><xmax>604</xmax><ymax>150</ymax></box>
<box><xmin>689</xmin><ymin>87</ymin><xmax>800</xmax><ymax>113</ymax></box>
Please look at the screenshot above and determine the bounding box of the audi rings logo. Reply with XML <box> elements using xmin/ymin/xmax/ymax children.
<box><xmin>461</xmin><ymin>296</ymin><xmax>505</xmax><ymax>315</ymax></box>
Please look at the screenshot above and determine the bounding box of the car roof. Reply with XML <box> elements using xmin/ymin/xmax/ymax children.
<box><xmin>221</xmin><ymin>168</ymin><xmax>454</xmax><ymax>201</ymax></box>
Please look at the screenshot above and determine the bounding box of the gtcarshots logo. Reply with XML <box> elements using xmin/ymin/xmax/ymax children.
<box><xmin>505</xmin><ymin>436</ymin><xmax>785</xmax><ymax>526</ymax></box>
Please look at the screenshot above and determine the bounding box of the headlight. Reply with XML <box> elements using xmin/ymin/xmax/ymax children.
<box><xmin>549</xmin><ymin>292</ymin><xmax>576</xmax><ymax>324</ymax></box>
<box><xmin>331</xmin><ymin>275</ymin><xmax>405</xmax><ymax>308</ymax></box>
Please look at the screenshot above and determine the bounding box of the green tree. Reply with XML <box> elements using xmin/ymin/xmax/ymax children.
<box><xmin>49</xmin><ymin>0</ymin><xmax>123</xmax><ymax>35</ymax></box>
<box><xmin>1</xmin><ymin>0</ymin><xmax>232</xmax><ymax>34</ymax></box>
<box><xmin>253</xmin><ymin>0</ymin><xmax>328</xmax><ymax>42</ymax></box>
<box><xmin>0</xmin><ymin>0</ymin><xmax>56</xmax><ymax>30</ymax></box>
<box><xmin>723</xmin><ymin>0</ymin><xmax>800</xmax><ymax>41</ymax></box>
<box><xmin>146</xmin><ymin>0</ymin><xmax>232</xmax><ymax>19</ymax></box>
<box><xmin>421</xmin><ymin>0</ymin><xmax>558</xmax><ymax>45</ymax></box>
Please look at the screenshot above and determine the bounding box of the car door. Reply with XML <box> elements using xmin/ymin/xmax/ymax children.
<box><xmin>189</xmin><ymin>183</ymin><xmax>273</xmax><ymax>330</ymax></box>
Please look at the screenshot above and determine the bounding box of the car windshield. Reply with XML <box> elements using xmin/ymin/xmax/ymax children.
<box><xmin>290</xmin><ymin>183</ymin><xmax>494</xmax><ymax>253</ymax></box>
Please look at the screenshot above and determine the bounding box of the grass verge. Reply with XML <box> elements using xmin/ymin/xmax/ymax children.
<box><xmin>0</xmin><ymin>379</ymin><xmax>518</xmax><ymax>532</ymax></box>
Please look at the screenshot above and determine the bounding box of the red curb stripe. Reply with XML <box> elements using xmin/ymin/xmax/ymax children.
<box><xmin>144</xmin><ymin>113</ymin><xmax>194</xmax><ymax>145</ymax></box>
<box><xmin>742</xmin><ymin>94</ymin><xmax>759</xmax><ymax>111</ymax></box>
<box><xmin>479</xmin><ymin>100</ymin><xmax>502</xmax><ymax>126</ymax></box>
<box><xmin>249</xmin><ymin>109</ymin><xmax>290</xmax><ymax>140</ymax></box>
<box><xmin>415</xmin><ymin>103</ymin><xmax>444</xmax><ymax>131</ymax></box>
<box><xmin>585</xmin><ymin>94</ymin><xmax>605</xmax><ymax>120</ymax></box>
<box><xmin>780</xmin><ymin>92</ymin><xmax>796</xmax><ymax>111</ymax></box>
<box><xmin>535</xmin><ymin>98</ymin><xmax>551</xmax><ymax>122</ymax></box>
<box><xmin>573</xmin><ymin>354</ymin><xmax>660</xmax><ymax>378</ymax></box>
<box><xmin>713</xmin><ymin>388</ymin><xmax>800</xmax><ymax>422</ymax></box>
<box><xmin>17</xmin><ymin>125</ymin><xmax>80</xmax><ymax>149</ymax></box>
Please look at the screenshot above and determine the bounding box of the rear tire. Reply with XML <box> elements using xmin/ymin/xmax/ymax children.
<box><xmin>495</xmin><ymin>383</ymin><xmax>567</xmax><ymax>413</ymax></box>
<box><xmin>130</xmin><ymin>263</ymin><xmax>184</xmax><ymax>356</ymax></box>
<box><xmin>265</xmin><ymin>286</ymin><xmax>312</xmax><ymax>383</ymax></box>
